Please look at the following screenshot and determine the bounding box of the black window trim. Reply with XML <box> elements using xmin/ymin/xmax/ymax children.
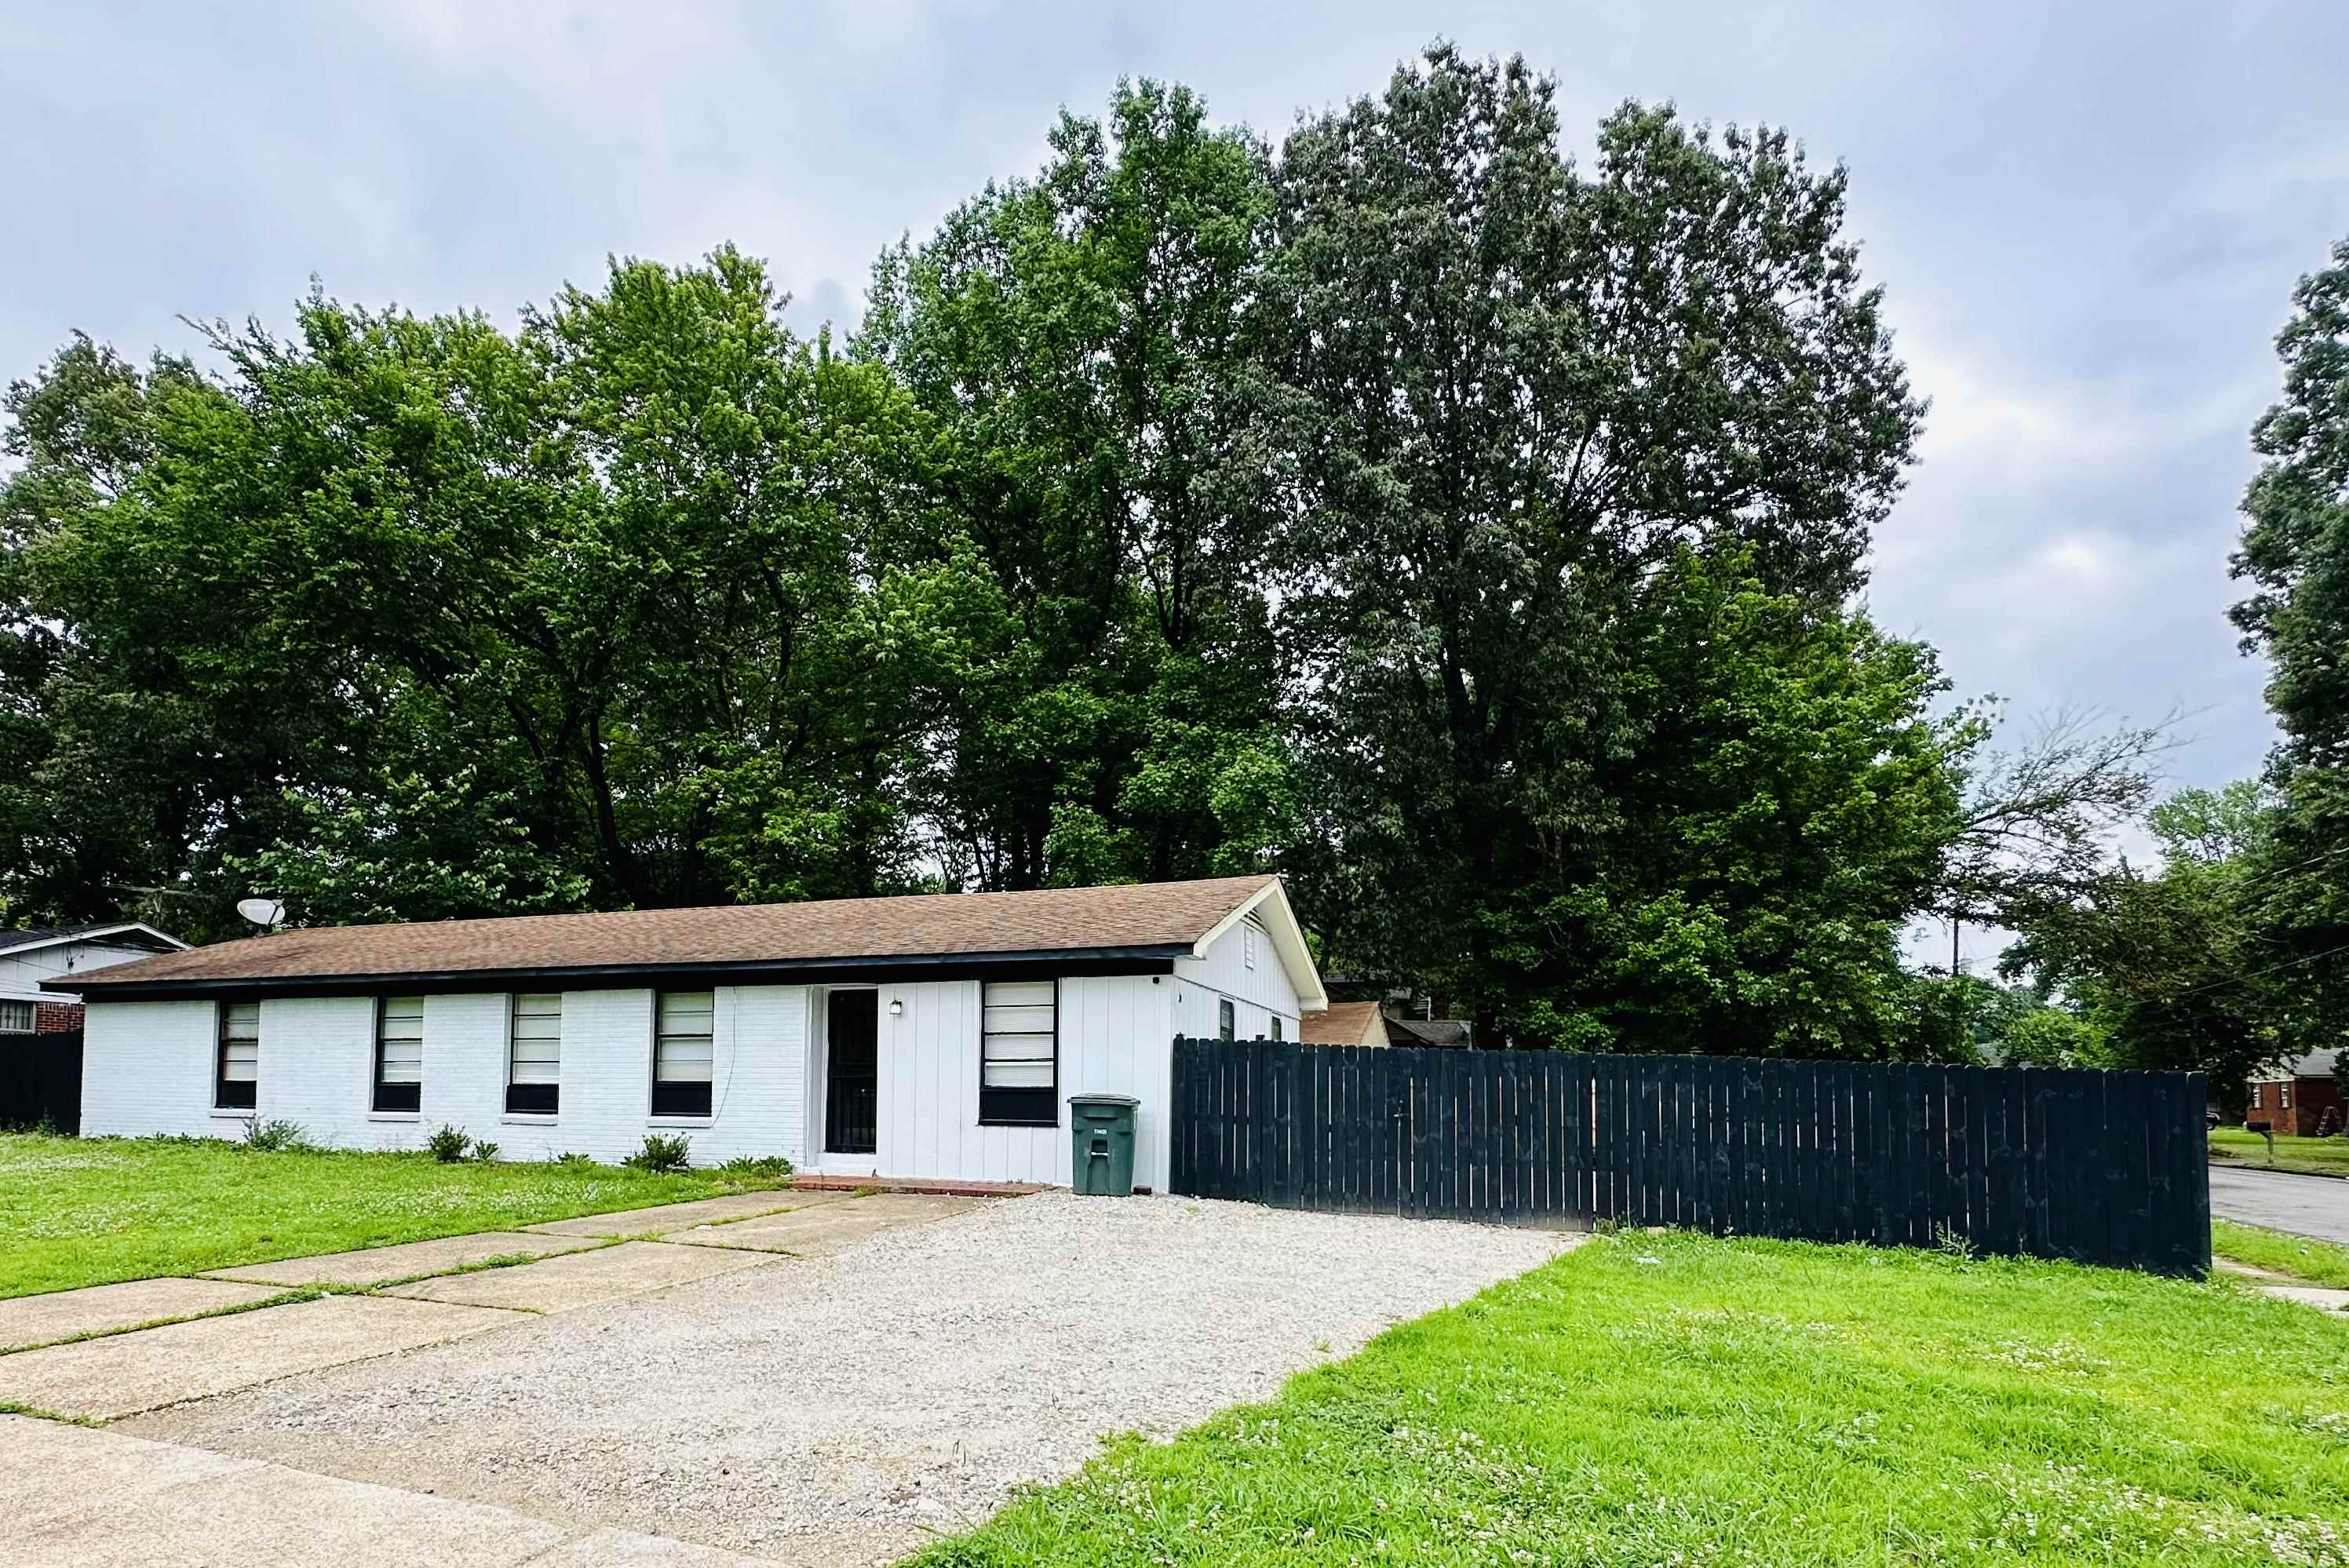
<box><xmin>372</xmin><ymin>995</ymin><xmax>422</xmax><ymax>1114</ymax></box>
<box><xmin>652</xmin><ymin>989</ymin><xmax>715</xmax><ymax>1119</ymax></box>
<box><xmin>215</xmin><ymin>1000</ymin><xmax>257</xmax><ymax>1110</ymax></box>
<box><xmin>978</xmin><ymin>976</ymin><xmax>1058</xmax><ymax>1128</ymax></box>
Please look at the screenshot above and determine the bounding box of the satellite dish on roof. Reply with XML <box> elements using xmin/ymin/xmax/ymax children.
<box><xmin>235</xmin><ymin>897</ymin><xmax>286</xmax><ymax>931</ymax></box>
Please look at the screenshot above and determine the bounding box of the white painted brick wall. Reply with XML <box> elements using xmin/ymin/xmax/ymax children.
<box><xmin>78</xmin><ymin>973</ymin><xmax>1181</xmax><ymax>1183</ymax></box>
<box><xmin>79</xmin><ymin>1000</ymin><xmax>218</xmax><ymax>1139</ymax></box>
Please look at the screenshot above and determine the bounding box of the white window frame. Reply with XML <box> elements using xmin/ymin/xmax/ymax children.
<box><xmin>373</xmin><ymin>997</ymin><xmax>424</xmax><ymax>1113</ymax></box>
<box><xmin>216</xmin><ymin>1001</ymin><xmax>259</xmax><ymax>1109</ymax></box>
<box><xmin>979</xmin><ymin>979</ymin><xmax>1057</xmax><ymax>1127</ymax></box>
<box><xmin>0</xmin><ymin>1000</ymin><xmax>33</xmax><ymax>1034</ymax></box>
<box><xmin>654</xmin><ymin>990</ymin><xmax>715</xmax><ymax>1118</ymax></box>
<box><xmin>507</xmin><ymin>993</ymin><xmax>562</xmax><ymax>1115</ymax></box>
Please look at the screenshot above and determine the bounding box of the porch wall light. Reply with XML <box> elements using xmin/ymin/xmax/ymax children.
<box><xmin>888</xmin><ymin>998</ymin><xmax>904</xmax><ymax>1016</ymax></box>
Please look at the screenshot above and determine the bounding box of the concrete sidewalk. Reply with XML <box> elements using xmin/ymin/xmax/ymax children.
<box><xmin>0</xmin><ymin>1414</ymin><xmax>767</xmax><ymax>1567</ymax></box>
<box><xmin>0</xmin><ymin>1295</ymin><xmax>517</xmax><ymax>1420</ymax></box>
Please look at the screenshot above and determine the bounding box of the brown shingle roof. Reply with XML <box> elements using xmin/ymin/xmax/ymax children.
<box><xmin>66</xmin><ymin>876</ymin><xmax>1279</xmax><ymax>996</ymax></box>
<box><xmin>1298</xmin><ymin>1000</ymin><xmax>1388</xmax><ymax>1046</ymax></box>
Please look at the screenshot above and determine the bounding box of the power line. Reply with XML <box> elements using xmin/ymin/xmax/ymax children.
<box><xmin>2161</xmin><ymin>938</ymin><xmax>2349</xmax><ymax>1005</ymax></box>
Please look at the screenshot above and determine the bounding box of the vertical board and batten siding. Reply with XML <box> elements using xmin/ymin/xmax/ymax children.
<box><xmin>1170</xmin><ymin>915</ymin><xmax>1300</xmax><ymax>1044</ymax></box>
<box><xmin>1171</xmin><ymin>1040</ymin><xmax>2212</xmax><ymax>1275</ymax></box>
<box><xmin>861</xmin><ymin>974</ymin><xmax>1173</xmax><ymax>1191</ymax></box>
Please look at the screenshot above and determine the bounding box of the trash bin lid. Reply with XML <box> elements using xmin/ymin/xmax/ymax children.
<box><xmin>1066</xmin><ymin>1092</ymin><xmax>1140</xmax><ymax>1107</ymax></box>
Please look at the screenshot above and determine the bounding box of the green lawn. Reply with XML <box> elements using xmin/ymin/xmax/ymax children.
<box><xmin>2210</xmin><ymin>1125</ymin><xmax>2349</xmax><ymax>1177</ymax></box>
<box><xmin>0</xmin><ymin>1132</ymin><xmax>779</xmax><ymax>1298</ymax></box>
<box><xmin>2213</xmin><ymin>1218</ymin><xmax>2349</xmax><ymax>1289</ymax></box>
<box><xmin>917</xmin><ymin>1231</ymin><xmax>2349</xmax><ymax>1568</ymax></box>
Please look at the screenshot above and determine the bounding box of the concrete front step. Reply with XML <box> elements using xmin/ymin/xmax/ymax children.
<box><xmin>383</xmin><ymin>1242</ymin><xmax>777</xmax><ymax>1313</ymax></box>
<box><xmin>0</xmin><ymin>1295</ymin><xmax>518</xmax><ymax>1421</ymax></box>
<box><xmin>0</xmin><ymin>1277</ymin><xmax>286</xmax><ymax>1356</ymax></box>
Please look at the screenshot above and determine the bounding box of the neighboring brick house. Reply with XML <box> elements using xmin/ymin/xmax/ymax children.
<box><xmin>2246</xmin><ymin>1050</ymin><xmax>2344</xmax><ymax>1137</ymax></box>
<box><xmin>0</xmin><ymin>923</ymin><xmax>189</xmax><ymax>1039</ymax></box>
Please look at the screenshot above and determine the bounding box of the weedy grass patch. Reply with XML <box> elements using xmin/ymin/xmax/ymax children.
<box><xmin>914</xmin><ymin>1230</ymin><xmax>2349</xmax><ymax>1567</ymax></box>
<box><xmin>0</xmin><ymin>1130</ymin><xmax>776</xmax><ymax>1297</ymax></box>
<box><xmin>2209</xmin><ymin>1127</ymin><xmax>2349</xmax><ymax>1178</ymax></box>
<box><xmin>2213</xmin><ymin>1219</ymin><xmax>2349</xmax><ymax>1289</ymax></box>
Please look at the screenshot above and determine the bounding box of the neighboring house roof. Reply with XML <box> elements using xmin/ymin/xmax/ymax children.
<box><xmin>2267</xmin><ymin>1048</ymin><xmax>2340</xmax><ymax>1081</ymax></box>
<box><xmin>0</xmin><ymin>922</ymin><xmax>188</xmax><ymax>959</ymax></box>
<box><xmin>58</xmin><ymin>876</ymin><xmax>1330</xmax><ymax>1008</ymax></box>
<box><xmin>1299</xmin><ymin>1000</ymin><xmax>1389</xmax><ymax>1047</ymax></box>
<box><xmin>1388</xmin><ymin>1016</ymin><xmax>1472</xmax><ymax>1048</ymax></box>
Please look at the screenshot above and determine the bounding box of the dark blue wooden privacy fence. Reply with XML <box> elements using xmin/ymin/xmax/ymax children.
<box><xmin>0</xmin><ymin>1028</ymin><xmax>81</xmax><ymax>1135</ymax></box>
<box><xmin>1169</xmin><ymin>1038</ymin><xmax>2211</xmax><ymax>1275</ymax></box>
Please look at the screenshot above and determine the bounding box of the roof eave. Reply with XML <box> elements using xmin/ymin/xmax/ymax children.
<box><xmin>2</xmin><ymin>922</ymin><xmax>189</xmax><ymax>961</ymax></box>
<box><xmin>57</xmin><ymin>943</ymin><xmax>1195</xmax><ymax>1003</ymax></box>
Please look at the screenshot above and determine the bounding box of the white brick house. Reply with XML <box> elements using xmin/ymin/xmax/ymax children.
<box><xmin>58</xmin><ymin>877</ymin><xmax>1325</xmax><ymax>1193</ymax></box>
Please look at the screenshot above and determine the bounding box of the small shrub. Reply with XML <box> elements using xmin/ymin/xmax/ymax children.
<box><xmin>623</xmin><ymin>1132</ymin><xmax>693</xmax><ymax>1173</ymax></box>
<box><xmin>551</xmin><ymin>1151</ymin><xmax>598</xmax><ymax>1169</ymax></box>
<box><xmin>470</xmin><ymin>1140</ymin><xmax>501</xmax><ymax>1163</ymax></box>
<box><xmin>425</xmin><ymin>1124</ymin><xmax>472</xmax><ymax>1164</ymax></box>
<box><xmin>239</xmin><ymin>1118</ymin><xmax>312</xmax><ymax>1153</ymax></box>
<box><xmin>719</xmin><ymin>1154</ymin><xmax>793</xmax><ymax>1180</ymax></box>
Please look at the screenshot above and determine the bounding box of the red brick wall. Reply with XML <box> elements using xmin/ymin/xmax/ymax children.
<box><xmin>31</xmin><ymin>1001</ymin><xmax>81</xmax><ymax>1035</ymax></box>
<box><xmin>2248</xmin><ymin>1077</ymin><xmax>2346</xmax><ymax>1137</ymax></box>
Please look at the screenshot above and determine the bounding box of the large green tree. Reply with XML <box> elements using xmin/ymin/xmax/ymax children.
<box><xmin>1257</xmin><ymin>47</ymin><xmax>1931</xmax><ymax>1048</ymax></box>
<box><xmin>2</xmin><ymin>253</ymin><xmax>987</xmax><ymax>937</ymax></box>
<box><xmin>2232</xmin><ymin>235</ymin><xmax>2349</xmax><ymax>1049</ymax></box>
<box><xmin>859</xmin><ymin>79</ymin><xmax>1289</xmax><ymax>890</ymax></box>
<box><xmin>2000</xmin><ymin>782</ymin><xmax>2276</xmax><ymax>1104</ymax></box>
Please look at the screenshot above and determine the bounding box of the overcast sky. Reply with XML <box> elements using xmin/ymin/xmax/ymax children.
<box><xmin>7</xmin><ymin>2</ymin><xmax>2345</xmax><ymax>958</ymax></box>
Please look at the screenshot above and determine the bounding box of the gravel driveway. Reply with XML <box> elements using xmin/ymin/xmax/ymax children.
<box><xmin>129</xmin><ymin>1192</ymin><xmax>1574</xmax><ymax>1565</ymax></box>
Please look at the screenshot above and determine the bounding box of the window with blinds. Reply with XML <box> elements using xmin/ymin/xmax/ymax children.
<box><xmin>979</xmin><ymin>979</ymin><xmax>1056</xmax><ymax>1126</ymax></box>
<box><xmin>374</xmin><ymin>997</ymin><xmax>424</xmax><ymax>1113</ymax></box>
<box><xmin>507</xmin><ymin>994</ymin><xmax>561</xmax><ymax>1114</ymax></box>
<box><xmin>216</xmin><ymin>1001</ymin><xmax>258</xmax><ymax>1109</ymax></box>
<box><xmin>653</xmin><ymin>991</ymin><xmax>714</xmax><ymax>1117</ymax></box>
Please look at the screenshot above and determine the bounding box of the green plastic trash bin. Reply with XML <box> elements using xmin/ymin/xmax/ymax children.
<box><xmin>1068</xmin><ymin>1093</ymin><xmax>1140</xmax><ymax>1196</ymax></box>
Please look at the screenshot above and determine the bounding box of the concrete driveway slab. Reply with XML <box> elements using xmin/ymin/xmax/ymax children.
<box><xmin>525</xmin><ymin>1190</ymin><xmax>822</xmax><ymax>1237</ymax></box>
<box><xmin>202</xmin><ymin>1231</ymin><xmax>600</xmax><ymax>1289</ymax></box>
<box><xmin>1</xmin><ymin>1277</ymin><xmax>284</xmax><ymax>1354</ymax></box>
<box><xmin>666</xmin><ymin>1191</ymin><xmax>984</xmax><ymax>1254</ymax></box>
<box><xmin>383</xmin><ymin>1242</ymin><xmax>777</xmax><ymax>1312</ymax></box>
<box><xmin>0</xmin><ymin>1294</ymin><xmax>517</xmax><ymax>1420</ymax></box>
<box><xmin>0</xmin><ymin>1415</ymin><xmax>769</xmax><ymax>1567</ymax></box>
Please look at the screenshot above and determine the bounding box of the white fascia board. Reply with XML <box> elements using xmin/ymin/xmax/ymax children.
<box><xmin>1192</xmin><ymin>877</ymin><xmax>1330</xmax><ymax>1012</ymax></box>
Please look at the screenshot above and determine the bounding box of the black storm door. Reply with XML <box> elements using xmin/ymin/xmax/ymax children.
<box><xmin>824</xmin><ymin>990</ymin><xmax>879</xmax><ymax>1155</ymax></box>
